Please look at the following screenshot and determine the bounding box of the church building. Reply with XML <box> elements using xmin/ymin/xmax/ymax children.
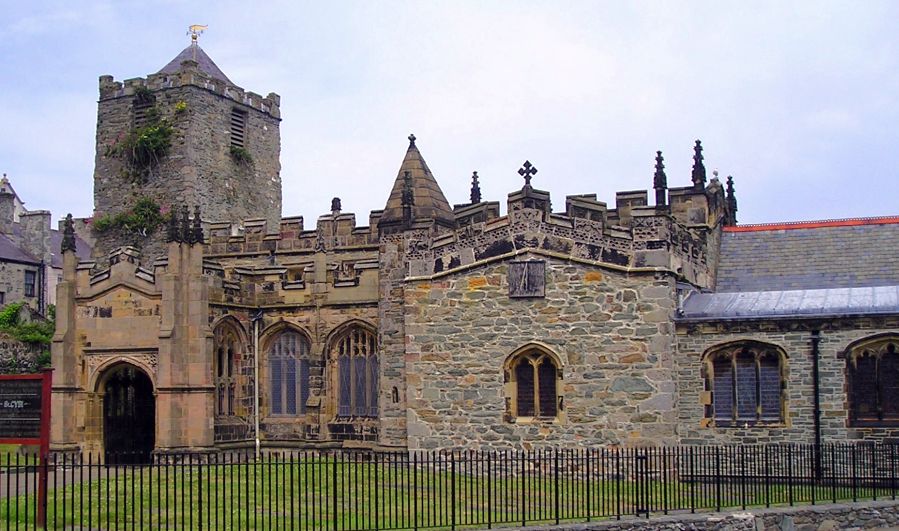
<box><xmin>50</xmin><ymin>39</ymin><xmax>899</xmax><ymax>461</ymax></box>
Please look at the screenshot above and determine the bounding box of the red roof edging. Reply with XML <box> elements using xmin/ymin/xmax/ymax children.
<box><xmin>724</xmin><ymin>216</ymin><xmax>899</xmax><ymax>233</ymax></box>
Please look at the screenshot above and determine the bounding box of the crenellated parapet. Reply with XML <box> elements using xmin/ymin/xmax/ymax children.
<box><xmin>205</xmin><ymin>211</ymin><xmax>380</xmax><ymax>257</ymax></box>
<box><xmin>401</xmin><ymin>158</ymin><xmax>728</xmax><ymax>289</ymax></box>
<box><xmin>98</xmin><ymin>70</ymin><xmax>280</xmax><ymax>119</ymax></box>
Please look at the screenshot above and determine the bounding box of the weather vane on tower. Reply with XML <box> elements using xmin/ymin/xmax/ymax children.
<box><xmin>187</xmin><ymin>24</ymin><xmax>208</xmax><ymax>61</ymax></box>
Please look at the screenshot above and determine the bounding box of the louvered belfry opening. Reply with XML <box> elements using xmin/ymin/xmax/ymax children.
<box><xmin>230</xmin><ymin>107</ymin><xmax>247</xmax><ymax>148</ymax></box>
<box><xmin>133</xmin><ymin>97</ymin><xmax>156</xmax><ymax>128</ymax></box>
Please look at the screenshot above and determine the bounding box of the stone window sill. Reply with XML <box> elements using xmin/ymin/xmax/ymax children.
<box><xmin>513</xmin><ymin>416</ymin><xmax>560</xmax><ymax>425</ymax></box>
<box><xmin>710</xmin><ymin>419</ymin><xmax>785</xmax><ymax>428</ymax></box>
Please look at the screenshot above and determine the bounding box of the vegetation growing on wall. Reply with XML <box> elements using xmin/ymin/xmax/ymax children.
<box><xmin>110</xmin><ymin>106</ymin><xmax>174</xmax><ymax>174</ymax></box>
<box><xmin>92</xmin><ymin>197</ymin><xmax>167</xmax><ymax>236</ymax></box>
<box><xmin>229</xmin><ymin>145</ymin><xmax>253</xmax><ymax>165</ymax></box>
<box><xmin>0</xmin><ymin>302</ymin><xmax>54</xmax><ymax>368</ymax></box>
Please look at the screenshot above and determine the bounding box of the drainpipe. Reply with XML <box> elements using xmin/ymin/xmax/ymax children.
<box><xmin>38</xmin><ymin>260</ymin><xmax>46</xmax><ymax>316</ymax></box>
<box><xmin>811</xmin><ymin>329</ymin><xmax>822</xmax><ymax>479</ymax></box>
<box><xmin>251</xmin><ymin>310</ymin><xmax>263</xmax><ymax>460</ymax></box>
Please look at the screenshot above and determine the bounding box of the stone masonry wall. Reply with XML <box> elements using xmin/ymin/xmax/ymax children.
<box><xmin>523</xmin><ymin>500</ymin><xmax>899</xmax><ymax>530</ymax></box>
<box><xmin>93</xmin><ymin>79</ymin><xmax>280</xmax><ymax>262</ymax></box>
<box><xmin>404</xmin><ymin>254</ymin><xmax>678</xmax><ymax>450</ymax></box>
<box><xmin>676</xmin><ymin>316</ymin><xmax>899</xmax><ymax>445</ymax></box>
<box><xmin>0</xmin><ymin>261</ymin><xmax>41</xmax><ymax>308</ymax></box>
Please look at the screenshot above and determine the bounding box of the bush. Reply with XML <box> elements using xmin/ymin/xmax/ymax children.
<box><xmin>0</xmin><ymin>302</ymin><xmax>23</xmax><ymax>329</ymax></box>
<box><xmin>0</xmin><ymin>302</ymin><xmax>53</xmax><ymax>347</ymax></box>
<box><xmin>110</xmin><ymin>107</ymin><xmax>173</xmax><ymax>173</ymax></box>
<box><xmin>230</xmin><ymin>145</ymin><xmax>253</xmax><ymax>165</ymax></box>
<box><xmin>92</xmin><ymin>197</ymin><xmax>167</xmax><ymax>236</ymax></box>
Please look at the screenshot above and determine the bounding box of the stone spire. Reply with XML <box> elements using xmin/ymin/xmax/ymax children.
<box><xmin>653</xmin><ymin>151</ymin><xmax>667</xmax><ymax>207</ymax></box>
<box><xmin>378</xmin><ymin>134</ymin><xmax>455</xmax><ymax>230</ymax></box>
<box><xmin>470</xmin><ymin>171</ymin><xmax>482</xmax><ymax>204</ymax></box>
<box><xmin>61</xmin><ymin>214</ymin><xmax>77</xmax><ymax>253</ymax></box>
<box><xmin>725</xmin><ymin>175</ymin><xmax>738</xmax><ymax>226</ymax></box>
<box><xmin>691</xmin><ymin>140</ymin><xmax>706</xmax><ymax>190</ymax></box>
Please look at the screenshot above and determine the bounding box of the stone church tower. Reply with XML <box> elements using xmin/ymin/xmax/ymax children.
<box><xmin>91</xmin><ymin>36</ymin><xmax>281</xmax><ymax>261</ymax></box>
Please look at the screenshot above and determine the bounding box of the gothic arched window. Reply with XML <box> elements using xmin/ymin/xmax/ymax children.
<box><xmin>706</xmin><ymin>342</ymin><xmax>785</xmax><ymax>425</ymax></box>
<box><xmin>848</xmin><ymin>336</ymin><xmax>899</xmax><ymax>426</ymax></box>
<box><xmin>213</xmin><ymin>322</ymin><xmax>243</xmax><ymax>417</ymax></box>
<box><xmin>269</xmin><ymin>330</ymin><xmax>311</xmax><ymax>416</ymax></box>
<box><xmin>335</xmin><ymin>327</ymin><xmax>378</xmax><ymax>418</ymax></box>
<box><xmin>507</xmin><ymin>349</ymin><xmax>561</xmax><ymax>419</ymax></box>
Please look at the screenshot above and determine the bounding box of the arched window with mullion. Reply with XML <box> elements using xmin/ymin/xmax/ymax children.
<box><xmin>214</xmin><ymin>323</ymin><xmax>243</xmax><ymax>417</ymax></box>
<box><xmin>508</xmin><ymin>349</ymin><xmax>561</xmax><ymax>420</ymax></box>
<box><xmin>706</xmin><ymin>342</ymin><xmax>785</xmax><ymax>426</ymax></box>
<box><xmin>269</xmin><ymin>330</ymin><xmax>311</xmax><ymax>416</ymax></box>
<box><xmin>849</xmin><ymin>339</ymin><xmax>899</xmax><ymax>426</ymax></box>
<box><xmin>335</xmin><ymin>326</ymin><xmax>378</xmax><ymax>418</ymax></box>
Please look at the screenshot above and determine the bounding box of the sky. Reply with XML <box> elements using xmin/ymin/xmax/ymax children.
<box><xmin>1</xmin><ymin>1</ymin><xmax>897</xmax><ymax>227</ymax></box>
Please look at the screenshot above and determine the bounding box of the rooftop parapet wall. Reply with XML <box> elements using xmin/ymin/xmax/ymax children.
<box><xmin>98</xmin><ymin>67</ymin><xmax>280</xmax><ymax>119</ymax></box>
<box><xmin>408</xmin><ymin>188</ymin><xmax>720</xmax><ymax>289</ymax></box>
<box><xmin>205</xmin><ymin>212</ymin><xmax>380</xmax><ymax>257</ymax></box>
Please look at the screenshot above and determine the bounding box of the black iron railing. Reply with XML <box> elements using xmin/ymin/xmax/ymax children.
<box><xmin>1</xmin><ymin>443</ymin><xmax>897</xmax><ymax>530</ymax></box>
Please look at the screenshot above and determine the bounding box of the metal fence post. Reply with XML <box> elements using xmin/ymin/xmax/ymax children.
<box><xmin>715</xmin><ymin>446</ymin><xmax>722</xmax><ymax>512</ymax></box>
<box><xmin>451</xmin><ymin>451</ymin><xmax>457</xmax><ymax>531</ymax></box>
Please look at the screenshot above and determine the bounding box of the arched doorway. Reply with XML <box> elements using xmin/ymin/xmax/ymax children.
<box><xmin>102</xmin><ymin>364</ymin><xmax>155</xmax><ymax>464</ymax></box>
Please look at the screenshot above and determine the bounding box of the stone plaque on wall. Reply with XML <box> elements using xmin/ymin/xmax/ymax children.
<box><xmin>509</xmin><ymin>261</ymin><xmax>545</xmax><ymax>298</ymax></box>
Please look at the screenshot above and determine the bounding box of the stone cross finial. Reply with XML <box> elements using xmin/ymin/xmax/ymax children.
<box><xmin>180</xmin><ymin>205</ymin><xmax>192</xmax><ymax>244</ymax></box>
<box><xmin>408</xmin><ymin>133</ymin><xmax>416</xmax><ymax>147</ymax></box>
<box><xmin>518</xmin><ymin>160</ymin><xmax>538</xmax><ymax>188</ymax></box>
<box><xmin>192</xmin><ymin>206</ymin><xmax>204</xmax><ymax>245</ymax></box>
<box><xmin>166</xmin><ymin>206</ymin><xmax>181</xmax><ymax>243</ymax></box>
<box><xmin>470</xmin><ymin>171</ymin><xmax>482</xmax><ymax>204</ymax></box>
<box><xmin>653</xmin><ymin>151</ymin><xmax>668</xmax><ymax>207</ymax></box>
<box><xmin>725</xmin><ymin>175</ymin><xmax>738</xmax><ymax>226</ymax></box>
<box><xmin>61</xmin><ymin>213</ymin><xmax>77</xmax><ymax>253</ymax></box>
<box><xmin>331</xmin><ymin>197</ymin><xmax>342</xmax><ymax>215</ymax></box>
<box><xmin>691</xmin><ymin>140</ymin><xmax>707</xmax><ymax>190</ymax></box>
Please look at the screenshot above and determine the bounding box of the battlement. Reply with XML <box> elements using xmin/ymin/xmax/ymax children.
<box><xmin>406</xmin><ymin>177</ymin><xmax>728</xmax><ymax>288</ymax></box>
<box><xmin>205</xmin><ymin>210</ymin><xmax>381</xmax><ymax>257</ymax></box>
<box><xmin>98</xmin><ymin>68</ymin><xmax>280</xmax><ymax>119</ymax></box>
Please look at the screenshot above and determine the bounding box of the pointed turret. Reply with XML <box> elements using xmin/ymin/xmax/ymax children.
<box><xmin>157</xmin><ymin>41</ymin><xmax>233</xmax><ymax>84</ymax></box>
<box><xmin>378</xmin><ymin>134</ymin><xmax>455</xmax><ymax>231</ymax></box>
<box><xmin>691</xmin><ymin>140</ymin><xmax>707</xmax><ymax>190</ymax></box>
<box><xmin>724</xmin><ymin>175</ymin><xmax>738</xmax><ymax>226</ymax></box>
<box><xmin>470</xmin><ymin>171</ymin><xmax>482</xmax><ymax>204</ymax></box>
<box><xmin>653</xmin><ymin>150</ymin><xmax>667</xmax><ymax>207</ymax></box>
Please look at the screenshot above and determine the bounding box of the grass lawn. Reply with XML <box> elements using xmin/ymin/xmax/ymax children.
<box><xmin>2</xmin><ymin>455</ymin><xmax>896</xmax><ymax>530</ymax></box>
<box><xmin>0</xmin><ymin>444</ymin><xmax>37</xmax><ymax>467</ymax></box>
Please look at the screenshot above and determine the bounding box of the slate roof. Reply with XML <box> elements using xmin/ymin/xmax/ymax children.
<box><xmin>49</xmin><ymin>230</ymin><xmax>92</xmax><ymax>268</ymax></box>
<box><xmin>716</xmin><ymin>217</ymin><xmax>899</xmax><ymax>293</ymax></box>
<box><xmin>680</xmin><ymin>285</ymin><xmax>899</xmax><ymax>321</ymax></box>
<box><xmin>0</xmin><ymin>233</ymin><xmax>39</xmax><ymax>264</ymax></box>
<box><xmin>379</xmin><ymin>137</ymin><xmax>455</xmax><ymax>228</ymax></box>
<box><xmin>158</xmin><ymin>43</ymin><xmax>232</xmax><ymax>85</ymax></box>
